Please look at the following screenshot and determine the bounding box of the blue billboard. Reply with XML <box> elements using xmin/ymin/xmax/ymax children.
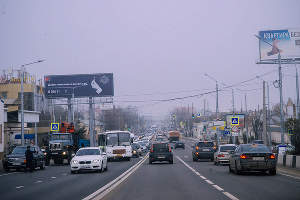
<box><xmin>44</xmin><ymin>73</ymin><xmax>114</xmax><ymax>98</ymax></box>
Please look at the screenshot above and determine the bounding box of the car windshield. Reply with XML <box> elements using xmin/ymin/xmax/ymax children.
<box><xmin>76</xmin><ymin>149</ymin><xmax>100</xmax><ymax>156</ymax></box>
<box><xmin>242</xmin><ymin>145</ymin><xmax>271</xmax><ymax>152</ymax></box>
<box><xmin>152</xmin><ymin>143</ymin><xmax>169</xmax><ymax>152</ymax></box>
<box><xmin>197</xmin><ymin>142</ymin><xmax>214</xmax><ymax>147</ymax></box>
<box><xmin>12</xmin><ymin>147</ymin><xmax>35</xmax><ymax>154</ymax></box>
<box><xmin>220</xmin><ymin>146</ymin><xmax>236</xmax><ymax>152</ymax></box>
<box><xmin>50</xmin><ymin>134</ymin><xmax>70</xmax><ymax>140</ymax></box>
<box><xmin>139</xmin><ymin>142</ymin><xmax>146</xmax><ymax>146</ymax></box>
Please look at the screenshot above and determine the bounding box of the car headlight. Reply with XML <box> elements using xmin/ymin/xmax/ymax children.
<box><xmin>133</xmin><ymin>150</ymin><xmax>137</xmax><ymax>153</ymax></box>
<box><xmin>93</xmin><ymin>159</ymin><xmax>101</xmax><ymax>163</ymax></box>
<box><xmin>71</xmin><ymin>160</ymin><xmax>78</xmax><ymax>164</ymax></box>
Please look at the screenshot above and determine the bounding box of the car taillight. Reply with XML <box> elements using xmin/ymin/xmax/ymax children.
<box><xmin>240</xmin><ymin>154</ymin><xmax>251</xmax><ymax>159</ymax></box>
<box><xmin>218</xmin><ymin>154</ymin><xmax>224</xmax><ymax>157</ymax></box>
<box><xmin>265</xmin><ymin>154</ymin><xmax>275</xmax><ymax>159</ymax></box>
<box><xmin>196</xmin><ymin>147</ymin><xmax>199</xmax><ymax>150</ymax></box>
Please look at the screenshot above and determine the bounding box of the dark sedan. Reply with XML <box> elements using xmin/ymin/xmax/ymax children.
<box><xmin>3</xmin><ymin>145</ymin><xmax>45</xmax><ymax>172</ymax></box>
<box><xmin>174</xmin><ymin>141</ymin><xmax>185</xmax><ymax>149</ymax></box>
<box><xmin>149</xmin><ymin>143</ymin><xmax>173</xmax><ymax>164</ymax></box>
<box><xmin>229</xmin><ymin>144</ymin><xmax>276</xmax><ymax>175</ymax></box>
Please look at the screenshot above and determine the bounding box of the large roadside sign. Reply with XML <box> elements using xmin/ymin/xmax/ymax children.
<box><xmin>44</xmin><ymin>73</ymin><xmax>114</xmax><ymax>99</ymax></box>
<box><xmin>226</xmin><ymin>114</ymin><xmax>245</xmax><ymax>129</ymax></box>
<box><xmin>51</xmin><ymin>123</ymin><xmax>59</xmax><ymax>131</ymax></box>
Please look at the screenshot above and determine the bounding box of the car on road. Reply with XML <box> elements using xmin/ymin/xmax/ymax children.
<box><xmin>228</xmin><ymin>144</ymin><xmax>276</xmax><ymax>175</ymax></box>
<box><xmin>174</xmin><ymin>141</ymin><xmax>185</xmax><ymax>149</ymax></box>
<box><xmin>131</xmin><ymin>142</ymin><xmax>143</xmax><ymax>157</ymax></box>
<box><xmin>192</xmin><ymin>141</ymin><xmax>216</xmax><ymax>162</ymax></box>
<box><xmin>138</xmin><ymin>141</ymin><xmax>147</xmax><ymax>152</ymax></box>
<box><xmin>3</xmin><ymin>145</ymin><xmax>45</xmax><ymax>172</ymax></box>
<box><xmin>70</xmin><ymin>147</ymin><xmax>107</xmax><ymax>174</ymax></box>
<box><xmin>252</xmin><ymin>140</ymin><xmax>264</xmax><ymax>144</ymax></box>
<box><xmin>156</xmin><ymin>136</ymin><xmax>164</xmax><ymax>142</ymax></box>
<box><xmin>149</xmin><ymin>142</ymin><xmax>173</xmax><ymax>164</ymax></box>
<box><xmin>214</xmin><ymin>144</ymin><xmax>237</xmax><ymax>165</ymax></box>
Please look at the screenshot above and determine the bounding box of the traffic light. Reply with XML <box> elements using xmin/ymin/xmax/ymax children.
<box><xmin>192</xmin><ymin>114</ymin><xmax>194</xmax><ymax>118</ymax></box>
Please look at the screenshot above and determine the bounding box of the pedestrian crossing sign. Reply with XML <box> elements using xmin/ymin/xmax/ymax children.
<box><xmin>51</xmin><ymin>123</ymin><xmax>59</xmax><ymax>131</ymax></box>
<box><xmin>230</xmin><ymin>117</ymin><xmax>239</xmax><ymax>125</ymax></box>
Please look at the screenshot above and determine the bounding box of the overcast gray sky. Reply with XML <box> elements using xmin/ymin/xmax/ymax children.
<box><xmin>1</xmin><ymin>0</ymin><xmax>300</xmax><ymax>120</ymax></box>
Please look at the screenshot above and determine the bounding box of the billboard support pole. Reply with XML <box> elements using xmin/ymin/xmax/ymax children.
<box><xmin>89</xmin><ymin>97</ymin><xmax>94</xmax><ymax>147</ymax></box>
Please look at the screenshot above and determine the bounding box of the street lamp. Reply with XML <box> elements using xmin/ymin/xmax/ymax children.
<box><xmin>21</xmin><ymin>60</ymin><xmax>44</xmax><ymax>146</ymax></box>
<box><xmin>255</xmin><ymin>35</ymin><xmax>284</xmax><ymax>145</ymax></box>
<box><xmin>204</xmin><ymin>73</ymin><xmax>219</xmax><ymax>118</ymax></box>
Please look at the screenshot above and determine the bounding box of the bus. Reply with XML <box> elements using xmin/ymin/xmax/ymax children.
<box><xmin>98</xmin><ymin>131</ymin><xmax>132</xmax><ymax>161</ymax></box>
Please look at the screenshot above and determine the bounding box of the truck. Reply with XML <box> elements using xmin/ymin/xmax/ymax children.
<box><xmin>169</xmin><ymin>131</ymin><xmax>180</xmax><ymax>143</ymax></box>
<box><xmin>45</xmin><ymin>122</ymin><xmax>80</xmax><ymax>165</ymax></box>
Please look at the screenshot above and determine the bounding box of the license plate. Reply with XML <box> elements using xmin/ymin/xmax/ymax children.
<box><xmin>202</xmin><ymin>149</ymin><xmax>210</xmax><ymax>151</ymax></box>
<box><xmin>158</xmin><ymin>156</ymin><xmax>165</xmax><ymax>158</ymax></box>
<box><xmin>252</xmin><ymin>157</ymin><xmax>264</xmax><ymax>161</ymax></box>
<box><xmin>83</xmin><ymin>165</ymin><xmax>90</xmax><ymax>168</ymax></box>
<box><xmin>116</xmin><ymin>154</ymin><xmax>122</xmax><ymax>156</ymax></box>
<box><xmin>52</xmin><ymin>152</ymin><xmax>58</xmax><ymax>154</ymax></box>
<box><xmin>13</xmin><ymin>163</ymin><xmax>21</xmax><ymax>165</ymax></box>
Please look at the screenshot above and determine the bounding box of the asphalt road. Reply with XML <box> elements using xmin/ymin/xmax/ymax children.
<box><xmin>1</xmin><ymin>137</ymin><xmax>300</xmax><ymax>200</ymax></box>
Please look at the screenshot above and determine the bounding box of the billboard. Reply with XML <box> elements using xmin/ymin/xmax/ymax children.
<box><xmin>259</xmin><ymin>29</ymin><xmax>300</xmax><ymax>61</ymax></box>
<box><xmin>225</xmin><ymin>114</ymin><xmax>245</xmax><ymax>129</ymax></box>
<box><xmin>44</xmin><ymin>73</ymin><xmax>114</xmax><ymax>98</ymax></box>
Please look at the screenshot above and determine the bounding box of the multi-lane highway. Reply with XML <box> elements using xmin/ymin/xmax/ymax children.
<box><xmin>1</xmin><ymin>138</ymin><xmax>300</xmax><ymax>200</ymax></box>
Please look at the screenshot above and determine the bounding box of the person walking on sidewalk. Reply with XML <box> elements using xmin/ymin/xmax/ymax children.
<box><xmin>25</xmin><ymin>146</ymin><xmax>34</xmax><ymax>173</ymax></box>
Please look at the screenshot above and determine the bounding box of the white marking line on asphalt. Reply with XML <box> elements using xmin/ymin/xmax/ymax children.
<box><xmin>63</xmin><ymin>173</ymin><xmax>68</xmax><ymax>175</ymax></box>
<box><xmin>51</xmin><ymin>177</ymin><xmax>56</xmax><ymax>179</ymax></box>
<box><xmin>35</xmin><ymin>181</ymin><xmax>42</xmax><ymax>183</ymax></box>
<box><xmin>176</xmin><ymin>155</ymin><xmax>239</xmax><ymax>200</ymax></box>
<box><xmin>83</xmin><ymin>153</ymin><xmax>149</xmax><ymax>200</ymax></box>
<box><xmin>223</xmin><ymin>192</ymin><xmax>239</xmax><ymax>200</ymax></box>
<box><xmin>212</xmin><ymin>185</ymin><xmax>224</xmax><ymax>191</ymax></box>
<box><xmin>205</xmin><ymin>180</ymin><xmax>214</xmax><ymax>184</ymax></box>
<box><xmin>195</xmin><ymin>172</ymin><xmax>201</xmax><ymax>176</ymax></box>
<box><xmin>15</xmin><ymin>186</ymin><xmax>24</xmax><ymax>189</ymax></box>
<box><xmin>0</xmin><ymin>172</ymin><xmax>18</xmax><ymax>177</ymax></box>
<box><xmin>278</xmin><ymin>173</ymin><xmax>300</xmax><ymax>179</ymax></box>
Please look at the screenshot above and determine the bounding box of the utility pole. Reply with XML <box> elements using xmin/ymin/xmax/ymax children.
<box><xmin>263</xmin><ymin>81</ymin><xmax>267</xmax><ymax>145</ymax></box>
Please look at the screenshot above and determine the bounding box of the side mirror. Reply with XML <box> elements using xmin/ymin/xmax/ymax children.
<box><xmin>72</xmin><ymin>153</ymin><xmax>75</xmax><ymax>157</ymax></box>
<box><xmin>191</xmin><ymin>146</ymin><xmax>194</xmax><ymax>148</ymax></box>
<box><xmin>102</xmin><ymin>152</ymin><xmax>106</xmax><ymax>155</ymax></box>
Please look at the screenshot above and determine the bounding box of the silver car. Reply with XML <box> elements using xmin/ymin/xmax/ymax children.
<box><xmin>214</xmin><ymin>144</ymin><xmax>237</xmax><ymax>165</ymax></box>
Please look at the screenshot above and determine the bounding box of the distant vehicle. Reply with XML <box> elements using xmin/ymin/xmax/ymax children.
<box><xmin>70</xmin><ymin>147</ymin><xmax>107</xmax><ymax>174</ymax></box>
<box><xmin>252</xmin><ymin>140</ymin><xmax>264</xmax><ymax>144</ymax></box>
<box><xmin>169</xmin><ymin>131</ymin><xmax>180</xmax><ymax>142</ymax></box>
<box><xmin>98</xmin><ymin>131</ymin><xmax>132</xmax><ymax>161</ymax></box>
<box><xmin>138</xmin><ymin>141</ymin><xmax>147</xmax><ymax>152</ymax></box>
<box><xmin>4</xmin><ymin>145</ymin><xmax>45</xmax><ymax>172</ymax></box>
<box><xmin>149</xmin><ymin>143</ymin><xmax>173</xmax><ymax>164</ymax></box>
<box><xmin>156</xmin><ymin>137</ymin><xmax>164</xmax><ymax>142</ymax></box>
<box><xmin>214</xmin><ymin>144</ymin><xmax>237</xmax><ymax>165</ymax></box>
<box><xmin>228</xmin><ymin>144</ymin><xmax>276</xmax><ymax>175</ymax></box>
<box><xmin>192</xmin><ymin>141</ymin><xmax>216</xmax><ymax>162</ymax></box>
<box><xmin>174</xmin><ymin>141</ymin><xmax>185</xmax><ymax>149</ymax></box>
<box><xmin>131</xmin><ymin>143</ymin><xmax>142</xmax><ymax>157</ymax></box>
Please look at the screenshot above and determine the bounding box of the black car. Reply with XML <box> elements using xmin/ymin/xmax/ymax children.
<box><xmin>229</xmin><ymin>144</ymin><xmax>276</xmax><ymax>175</ymax></box>
<box><xmin>174</xmin><ymin>141</ymin><xmax>185</xmax><ymax>149</ymax></box>
<box><xmin>149</xmin><ymin>142</ymin><xmax>173</xmax><ymax>164</ymax></box>
<box><xmin>3</xmin><ymin>145</ymin><xmax>46</xmax><ymax>172</ymax></box>
<box><xmin>192</xmin><ymin>141</ymin><xmax>216</xmax><ymax>162</ymax></box>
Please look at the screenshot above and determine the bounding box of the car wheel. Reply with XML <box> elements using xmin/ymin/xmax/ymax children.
<box><xmin>45</xmin><ymin>157</ymin><xmax>50</xmax><ymax>166</ymax></box>
<box><xmin>234</xmin><ymin>162</ymin><xmax>242</xmax><ymax>175</ymax></box>
<box><xmin>194</xmin><ymin>156</ymin><xmax>198</xmax><ymax>162</ymax></box>
<box><xmin>269</xmin><ymin>170</ymin><xmax>276</xmax><ymax>175</ymax></box>
<box><xmin>104</xmin><ymin>163</ymin><xmax>108</xmax><ymax>171</ymax></box>
<box><xmin>229</xmin><ymin>164</ymin><xmax>233</xmax><ymax>173</ymax></box>
<box><xmin>71</xmin><ymin>170</ymin><xmax>76</xmax><ymax>174</ymax></box>
<box><xmin>40</xmin><ymin>160</ymin><xmax>45</xmax><ymax>169</ymax></box>
<box><xmin>149</xmin><ymin>159</ymin><xmax>152</xmax><ymax>164</ymax></box>
<box><xmin>99</xmin><ymin>163</ymin><xmax>104</xmax><ymax>173</ymax></box>
<box><xmin>214</xmin><ymin>159</ymin><xmax>217</xmax><ymax>165</ymax></box>
<box><xmin>169</xmin><ymin>160</ymin><xmax>173</xmax><ymax>164</ymax></box>
<box><xmin>5</xmin><ymin>167</ymin><xmax>10</xmax><ymax>172</ymax></box>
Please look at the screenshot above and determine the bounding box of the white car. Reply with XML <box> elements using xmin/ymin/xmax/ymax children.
<box><xmin>70</xmin><ymin>147</ymin><xmax>108</xmax><ymax>174</ymax></box>
<box><xmin>214</xmin><ymin>144</ymin><xmax>237</xmax><ymax>165</ymax></box>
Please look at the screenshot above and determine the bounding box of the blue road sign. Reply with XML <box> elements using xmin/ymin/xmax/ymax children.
<box><xmin>288</xmin><ymin>129</ymin><xmax>294</xmax><ymax>135</ymax></box>
<box><xmin>224</xmin><ymin>130</ymin><xmax>231</xmax><ymax>135</ymax></box>
<box><xmin>51</xmin><ymin>123</ymin><xmax>59</xmax><ymax>131</ymax></box>
<box><xmin>230</xmin><ymin>117</ymin><xmax>239</xmax><ymax>125</ymax></box>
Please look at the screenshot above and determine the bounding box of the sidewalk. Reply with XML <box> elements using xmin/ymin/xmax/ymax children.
<box><xmin>277</xmin><ymin>165</ymin><xmax>300</xmax><ymax>175</ymax></box>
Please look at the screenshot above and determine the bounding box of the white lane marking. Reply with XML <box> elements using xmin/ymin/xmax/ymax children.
<box><xmin>278</xmin><ymin>173</ymin><xmax>300</xmax><ymax>180</ymax></box>
<box><xmin>63</xmin><ymin>173</ymin><xmax>68</xmax><ymax>175</ymax></box>
<box><xmin>0</xmin><ymin>172</ymin><xmax>18</xmax><ymax>177</ymax></box>
<box><xmin>176</xmin><ymin>154</ymin><xmax>239</xmax><ymax>200</ymax></box>
<box><xmin>83</xmin><ymin>153</ymin><xmax>149</xmax><ymax>200</ymax></box>
<box><xmin>51</xmin><ymin>177</ymin><xmax>56</xmax><ymax>179</ymax></box>
<box><xmin>223</xmin><ymin>192</ymin><xmax>239</xmax><ymax>200</ymax></box>
<box><xmin>212</xmin><ymin>185</ymin><xmax>224</xmax><ymax>191</ymax></box>
<box><xmin>35</xmin><ymin>181</ymin><xmax>42</xmax><ymax>183</ymax></box>
<box><xmin>15</xmin><ymin>186</ymin><xmax>24</xmax><ymax>189</ymax></box>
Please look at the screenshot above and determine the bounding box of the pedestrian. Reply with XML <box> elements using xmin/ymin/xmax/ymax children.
<box><xmin>24</xmin><ymin>146</ymin><xmax>34</xmax><ymax>173</ymax></box>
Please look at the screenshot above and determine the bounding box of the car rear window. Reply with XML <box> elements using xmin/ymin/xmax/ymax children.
<box><xmin>242</xmin><ymin>145</ymin><xmax>270</xmax><ymax>152</ymax></box>
<box><xmin>197</xmin><ymin>142</ymin><xmax>214</xmax><ymax>147</ymax></box>
<box><xmin>220</xmin><ymin>146</ymin><xmax>236</xmax><ymax>152</ymax></box>
<box><xmin>152</xmin><ymin>143</ymin><xmax>169</xmax><ymax>152</ymax></box>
